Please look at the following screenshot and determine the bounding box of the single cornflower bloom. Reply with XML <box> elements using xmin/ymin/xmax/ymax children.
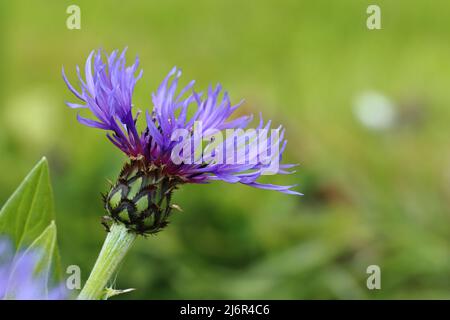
<box><xmin>64</xmin><ymin>48</ymin><xmax>302</xmax><ymax>300</ymax></box>
<box><xmin>63</xmin><ymin>48</ymin><xmax>300</xmax><ymax>235</ymax></box>
<box><xmin>0</xmin><ymin>239</ymin><xmax>66</xmax><ymax>300</ymax></box>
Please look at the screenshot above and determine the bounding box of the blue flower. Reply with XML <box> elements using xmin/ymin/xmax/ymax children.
<box><xmin>0</xmin><ymin>239</ymin><xmax>66</xmax><ymax>300</ymax></box>
<box><xmin>63</xmin><ymin>49</ymin><xmax>301</xmax><ymax>195</ymax></box>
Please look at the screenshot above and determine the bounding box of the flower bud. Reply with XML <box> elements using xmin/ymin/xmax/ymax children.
<box><xmin>104</xmin><ymin>160</ymin><xmax>182</xmax><ymax>235</ymax></box>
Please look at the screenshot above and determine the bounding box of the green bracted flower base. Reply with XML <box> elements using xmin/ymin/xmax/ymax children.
<box><xmin>104</xmin><ymin>160</ymin><xmax>183</xmax><ymax>235</ymax></box>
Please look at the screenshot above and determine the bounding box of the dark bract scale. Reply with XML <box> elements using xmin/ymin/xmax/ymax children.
<box><xmin>103</xmin><ymin>160</ymin><xmax>183</xmax><ymax>235</ymax></box>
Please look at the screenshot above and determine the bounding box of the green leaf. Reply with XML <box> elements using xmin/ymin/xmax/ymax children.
<box><xmin>25</xmin><ymin>222</ymin><xmax>57</xmax><ymax>275</ymax></box>
<box><xmin>24</xmin><ymin>221</ymin><xmax>58</xmax><ymax>296</ymax></box>
<box><xmin>0</xmin><ymin>157</ymin><xmax>55</xmax><ymax>249</ymax></box>
<box><xmin>0</xmin><ymin>157</ymin><xmax>62</xmax><ymax>283</ymax></box>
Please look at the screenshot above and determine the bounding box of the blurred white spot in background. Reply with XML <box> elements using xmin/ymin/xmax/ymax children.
<box><xmin>353</xmin><ymin>91</ymin><xmax>397</xmax><ymax>130</ymax></box>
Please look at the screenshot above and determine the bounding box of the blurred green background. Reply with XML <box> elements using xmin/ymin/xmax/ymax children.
<box><xmin>1</xmin><ymin>0</ymin><xmax>449</xmax><ymax>299</ymax></box>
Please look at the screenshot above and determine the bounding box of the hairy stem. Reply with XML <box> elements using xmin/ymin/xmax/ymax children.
<box><xmin>77</xmin><ymin>223</ymin><xmax>136</xmax><ymax>300</ymax></box>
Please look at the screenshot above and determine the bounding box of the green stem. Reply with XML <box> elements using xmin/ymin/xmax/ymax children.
<box><xmin>78</xmin><ymin>223</ymin><xmax>137</xmax><ymax>300</ymax></box>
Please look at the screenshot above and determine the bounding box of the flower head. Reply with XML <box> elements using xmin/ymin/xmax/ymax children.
<box><xmin>64</xmin><ymin>49</ymin><xmax>300</xmax><ymax>194</ymax></box>
<box><xmin>0</xmin><ymin>239</ymin><xmax>66</xmax><ymax>300</ymax></box>
<box><xmin>64</xmin><ymin>49</ymin><xmax>301</xmax><ymax>235</ymax></box>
